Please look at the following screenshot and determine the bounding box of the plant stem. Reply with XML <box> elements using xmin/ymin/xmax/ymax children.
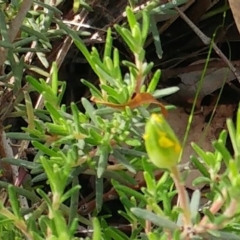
<box><xmin>170</xmin><ymin>165</ymin><xmax>192</xmax><ymax>227</ymax></box>
<box><xmin>199</xmin><ymin>188</ymin><xmax>227</xmax><ymax>226</ymax></box>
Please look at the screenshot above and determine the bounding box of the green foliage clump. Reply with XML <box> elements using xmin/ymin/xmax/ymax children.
<box><xmin>0</xmin><ymin>2</ymin><xmax>240</xmax><ymax>240</ymax></box>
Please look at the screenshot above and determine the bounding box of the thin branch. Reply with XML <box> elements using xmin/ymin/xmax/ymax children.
<box><xmin>175</xmin><ymin>7</ymin><xmax>240</xmax><ymax>83</ymax></box>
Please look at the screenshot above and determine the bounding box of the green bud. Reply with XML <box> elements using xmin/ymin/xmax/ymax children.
<box><xmin>144</xmin><ymin>114</ymin><xmax>181</xmax><ymax>169</ymax></box>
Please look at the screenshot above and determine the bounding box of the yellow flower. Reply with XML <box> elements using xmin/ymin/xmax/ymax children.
<box><xmin>144</xmin><ymin>114</ymin><xmax>181</xmax><ymax>169</ymax></box>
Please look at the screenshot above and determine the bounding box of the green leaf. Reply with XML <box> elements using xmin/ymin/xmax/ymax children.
<box><xmin>95</xmin><ymin>176</ymin><xmax>104</xmax><ymax>213</ymax></box>
<box><xmin>26</xmin><ymin>75</ymin><xmax>45</xmax><ymax>93</ymax></box>
<box><xmin>119</xmin><ymin>148</ymin><xmax>148</xmax><ymax>157</ymax></box>
<box><xmin>8</xmin><ymin>185</ymin><xmax>21</xmax><ymax>218</ymax></box>
<box><xmin>61</xmin><ymin>185</ymin><xmax>81</xmax><ymax>206</ymax></box>
<box><xmin>81</xmin><ymin>98</ymin><xmax>98</xmax><ymax>125</ymax></box>
<box><xmin>38</xmin><ymin>215</ymin><xmax>49</xmax><ymax>236</ymax></box>
<box><xmin>81</xmin><ymin>79</ymin><xmax>102</xmax><ymax>99</ymax></box>
<box><xmin>42</xmin><ymin>91</ymin><xmax>58</xmax><ymax>105</ymax></box>
<box><xmin>0</xmin><ymin>40</ymin><xmax>14</xmax><ymax>49</ymax></box>
<box><xmin>142</xmin><ymin>62</ymin><xmax>154</xmax><ymax>77</ymax></box>
<box><xmin>122</xmin><ymin>60</ymin><xmax>138</xmax><ymax>70</ymax></box>
<box><xmin>1</xmin><ymin>158</ymin><xmax>40</xmax><ymax>169</ymax></box>
<box><xmin>93</xmin><ymin>217</ymin><xmax>102</xmax><ymax>240</ymax></box>
<box><xmin>0</xmin><ymin>11</ymin><xmax>9</xmax><ymax>41</ymax></box>
<box><xmin>119</xmin><ymin>195</ymin><xmax>135</xmax><ymax>211</ymax></box>
<box><xmin>132</xmin><ymin>25</ymin><xmax>142</xmax><ymax>47</ymax></box>
<box><xmin>24</xmin><ymin>90</ymin><xmax>35</xmax><ymax>129</ymax></box>
<box><xmin>137</xmin><ymin>49</ymin><xmax>146</xmax><ymax>62</ymax></box>
<box><xmin>101</xmin><ymin>85</ymin><xmax>120</xmax><ymax>100</ymax></box>
<box><xmin>32</xmin><ymin>141</ymin><xmax>59</xmax><ymax>157</ymax></box>
<box><xmin>51</xmin><ymin>62</ymin><xmax>58</xmax><ymax>96</ymax></box>
<box><xmin>237</xmin><ymin>105</ymin><xmax>240</xmax><ymax>139</ymax></box>
<box><xmin>190</xmin><ymin>156</ymin><xmax>210</xmax><ymax>178</ymax></box>
<box><xmin>126</xmin><ymin>6</ymin><xmax>137</xmax><ymax>32</ymax></box>
<box><xmin>113</xmin><ymin>171</ymin><xmax>137</xmax><ymax>185</ymax></box>
<box><xmin>203</xmin><ymin>208</ymin><xmax>215</xmax><ymax>223</ymax></box>
<box><xmin>212</xmin><ymin>231</ymin><xmax>240</xmax><ymax>240</ymax></box>
<box><xmin>0</xmin><ymin>181</ymin><xmax>40</xmax><ymax>203</ymax></box>
<box><xmin>143</xmin><ymin>171</ymin><xmax>155</xmax><ymax>194</ymax></box>
<box><xmin>54</xmin><ymin>211</ymin><xmax>69</xmax><ymax>237</ymax></box>
<box><xmin>92</xmin><ymin>47</ymin><xmax>101</xmax><ymax>59</ymax></box>
<box><xmin>113</xmin><ymin>48</ymin><xmax>122</xmax><ymax>82</ymax></box>
<box><xmin>104</xmin><ymin>227</ymin><xmax>128</xmax><ymax>240</ymax></box>
<box><xmin>69</xmin><ymin>218</ymin><xmax>78</xmax><ymax>237</ymax></box>
<box><xmin>89</xmin><ymin>128</ymin><xmax>102</xmax><ymax>143</ymax></box>
<box><xmin>36</xmin><ymin>51</ymin><xmax>49</xmax><ymax>68</ymax></box>
<box><xmin>150</xmin><ymin>15</ymin><xmax>163</xmax><ymax>58</ymax></box>
<box><xmin>192</xmin><ymin>176</ymin><xmax>211</xmax><ymax>186</ymax></box>
<box><xmin>73</xmin><ymin>0</ymin><xmax>80</xmax><ymax>13</ymax></box>
<box><xmin>112</xmin><ymin>149</ymin><xmax>136</xmax><ymax>173</ymax></box>
<box><xmin>13</xmin><ymin>36</ymin><xmax>37</xmax><ymax>48</ymax></box>
<box><xmin>10</xmin><ymin>56</ymin><xmax>24</xmax><ymax>91</ymax></box>
<box><xmin>153</xmin><ymin>86</ymin><xmax>179</xmax><ymax>98</ymax></box>
<box><xmin>100</xmin><ymin>171</ymin><xmax>133</xmax><ymax>186</ymax></box>
<box><xmin>191</xmin><ymin>143</ymin><xmax>210</xmax><ymax>166</ymax></box>
<box><xmin>6</xmin><ymin>132</ymin><xmax>41</xmax><ymax>141</ymax></box>
<box><xmin>104</xmin><ymin>57</ymin><xmax>115</xmax><ymax>76</ymax></box>
<box><xmin>22</xmin><ymin>127</ymin><xmax>46</xmax><ymax>141</ymax></box>
<box><xmin>119</xmin><ymin>210</ymin><xmax>137</xmax><ymax>225</ymax></box>
<box><xmin>114</xmin><ymin>185</ymin><xmax>146</xmax><ymax>203</ymax></box>
<box><xmin>68</xmin><ymin>177</ymin><xmax>80</xmax><ymax>227</ymax></box>
<box><xmin>125</xmin><ymin>138</ymin><xmax>141</xmax><ymax>147</ymax></box>
<box><xmin>70</xmin><ymin>102</ymin><xmax>81</xmax><ymax>133</ymax></box>
<box><xmin>189</xmin><ymin>190</ymin><xmax>200</xmax><ymax>222</ymax></box>
<box><xmin>40</xmin><ymin>157</ymin><xmax>64</xmax><ymax>195</ymax></box>
<box><xmin>21</xmin><ymin>25</ymin><xmax>49</xmax><ymax>42</ymax></box>
<box><xmin>103</xmin><ymin>28</ymin><xmax>113</xmax><ymax>59</ymax></box>
<box><xmin>56</xmin><ymin>19</ymin><xmax>94</xmax><ymax>71</ymax></box>
<box><xmin>147</xmin><ymin>69</ymin><xmax>161</xmax><ymax>93</ymax></box>
<box><xmin>94</xmin><ymin>107</ymin><xmax>116</xmax><ymax>116</ymax></box>
<box><xmin>95</xmin><ymin>65</ymin><xmax>116</xmax><ymax>86</ymax></box>
<box><xmin>131</xmin><ymin>208</ymin><xmax>178</xmax><ymax>230</ymax></box>
<box><xmin>213</xmin><ymin>141</ymin><xmax>232</xmax><ymax>166</ymax></box>
<box><xmin>141</xmin><ymin>10</ymin><xmax>150</xmax><ymax>44</ymax></box>
<box><xmin>227</xmin><ymin>118</ymin><xmax>238</xmax><ymax>156</ymax></box>
<box><xmin>57</xmin><ymin>82</ymin><xmax>66</xmax><ymax>105</ymax></box>
<box><xmin>161</xmin><ymin>0</ymin><xmax>188</xmax><ymax>10</ymax></box>
<box><xmin>115</xmin><ymin>25</ymin><xmax>137</xmax><ymax>52</ymax></box>
<box><xmin>97</xmin><ymin>145</ymin><xmax>110</xmax><ymax>178</ymax></box>
<box><xmin>31</xmin><ymin>172</ymin><xmax>47</xmax><ymax>182</ymax></box>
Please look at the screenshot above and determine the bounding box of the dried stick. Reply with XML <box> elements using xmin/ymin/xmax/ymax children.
<box><xmin>175</xmin><ymin>7</ymin><xmax>240</xmax><ymax>83</ymax></box>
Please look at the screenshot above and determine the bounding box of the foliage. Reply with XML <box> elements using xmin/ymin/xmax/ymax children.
<box><xmin>0</xmin><ymin>1</ymin><xmax>239</xmax><ymax>240</ymax></box>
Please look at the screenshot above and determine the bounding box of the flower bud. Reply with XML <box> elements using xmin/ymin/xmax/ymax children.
<box><xmin>144</xmin><ymin>114</ymin><xmax>181</xmax><ymax>169</ymax></box>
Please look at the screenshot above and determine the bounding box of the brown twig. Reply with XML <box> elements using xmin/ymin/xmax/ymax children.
<box><xmin>175</xmin><ymin>7</ymin><xmax>240</xmax><ymax>83</ymax></box>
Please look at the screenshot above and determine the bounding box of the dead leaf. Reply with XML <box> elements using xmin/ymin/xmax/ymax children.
<box><xmin>229</xmin><ymin>0</ymin><xmax>240</xmax><ymax>35</ymax></box>
<box><xmin>165</xmin><ymin>66</ymin><xmax>235</xmax><ymax>107</ymax></box>
<box><xmin>91</xmin><ymin>92</ymin><xmax>167</xmax><ymax>116</ymax></box>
